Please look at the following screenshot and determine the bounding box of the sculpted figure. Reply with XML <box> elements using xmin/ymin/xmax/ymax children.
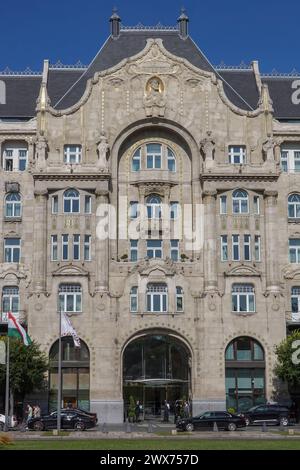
<box><xmin>97</xmin><ymin>135</ymin><xmax>109</xmax><ymax>170</ymax></box>
<box><xmin>144</xmin><ymin>77</ymin><xmax>166</xmax><ymax>117</ymax></box>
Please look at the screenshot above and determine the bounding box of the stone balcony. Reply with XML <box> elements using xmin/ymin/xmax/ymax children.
<box><xmin>286</xmin><ymin>311</ymin><xmax>300</xmax><ymax>324</ymax></box>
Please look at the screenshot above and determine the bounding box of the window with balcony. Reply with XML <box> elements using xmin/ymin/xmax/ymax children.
<box><xmin>146</xmin><ymin>283</ymin><xmax>167</xmax><ymax>312</ymax></box>
<box><xmin>281</xmin><ymin>147</ymin><xmax>300</xmax><ymax>173</ymax></box>
<box><xmin>232</xmin><ymin>284</ymin><xmax>255</xmax><ymax>313</ymax></box>
<box><xmin>131</xmin><ymin>143</ymin><xmax>177</xmax><ymax>172</ymax></box>
<box><xmin>63</xmin><ymin>189</ymin><xmax>80</xmax><ymax>213</ymax></box>
<box><xmin>64</xmin><ymin>145</ymin><xmax>81</xmax><ymax>164</ymax></box>
<box><xmin>4</xmin><ymin>238</ymin><xmax>21</xmax><ymax>263</ymax></box>
<box><xmin>289</xmin><ymin>239</ymin><xmax>300</xmax><ymax>263</ymax></box>
<box><xmin>5</xmin><ymin>192</ymin><xmax>21</xmax><ymax>218</ymax></box>
<box><xmin>3</xmin><ymin>147</ymin><xmax>28</xmax><ymax>171</ymax></box>
<box><xmin>146</xmin><ymin>195</ymin><xmax>162</xmax><ymax>219</ymax></box>
<box><xmin>232</xmin><ymin>190</ymin><xmax>249</xmax><ymax>214</ymax></box>
<box><xmin>147</xmin><ymin>239</ymin><xmax>162</xmax><ymax>258</ymax></box>
<box><xmin>146</xmin><ymin>143</ymin><xmax>162</xmax><ymax>169</ymax></box>
<box><xmin>288</xmin><ymin>194</ymin><xmax>300</xmax><ymax>219</ymax></box>
<box><xmin>228</xmin><ymin>146</ymin><xmax>246</xmax><ymax>164</ymax></box>
<box><xmin>130</xmin><ymin>286</ymin><xmax>138</xmax><ymax>312</ymax></box>
<box><xmin>59</xmin><ymin>284</ymin><xmax>82</xmax><ymax>313</ymax></box>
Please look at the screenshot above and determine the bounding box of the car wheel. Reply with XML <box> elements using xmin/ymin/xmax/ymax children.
<box><xmin>74</xmin><ymin>421</ymin><xmax>85</xmax><ymax>431</ymax></box>
<box><xmin>33</xmin><ymin>421</ymin><xmax>44</xmax><ymax>431</ymax></box>
<box><xmin>227</xmin><ymin>422</ymin><xmax>237</xmax><ymax>432</ymax></box>
<box><xmin>185</xmin><ymin>423</ymin><xmax>194</xmax><ymax>432</ymax></box>
<box><xmin>279</xmin><ymin>417</ymin><xmax>289</xmax><ymax>427</ymax></box>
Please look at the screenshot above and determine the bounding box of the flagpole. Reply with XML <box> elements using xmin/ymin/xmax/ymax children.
<box><xmin>57</xmin><ymin>303</ymin><xmax>62</xmax><ymax>432</ymax></box>
<box><xmin>4</xmin><ymin>336</ymin><xmax>10</xmax><ymax>432</ymax></box>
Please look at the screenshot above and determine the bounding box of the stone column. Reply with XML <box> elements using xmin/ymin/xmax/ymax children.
<box><xmin>95</xmin><ymin>189</ymin><xmax>109</xmax><ymax>292</ymax></box>
<box><xmin>264</xmin><ymin>190</ymin><xmax>280</xmax><ymax>291</ymax></box>
<box><xmin>203</xmin><ymin>190</ymin><xmax>218</xmax><ymax>292</ymax></box>
<box><xmin>32</xmin><ymin>189</ymin><xmax>48</xmax><ymax>292</ymax></box>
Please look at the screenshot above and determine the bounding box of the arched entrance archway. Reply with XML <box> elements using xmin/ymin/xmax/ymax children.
<box><xmin>225</xmin><ymin>336</ymin><xmax>265</xmax><ymax>412</ymax></box>
<box><xmin>49</xmin><ymin>338</ymin><xmax>90</xmax><ymax>412</ymax></box>
<box><xmin>123</xmin><ymin>333</ymin><xmax>191</xmax><ymax>420</ymax></box>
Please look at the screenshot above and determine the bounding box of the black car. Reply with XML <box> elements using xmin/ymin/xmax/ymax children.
<box><xmin>28</xmin><ymin>409</ymin><xmax>97</xmax><ymax>431</ymax></box>
<box><xmin>239</xmin><ymin>404</ymin><xmax>296</xmax><ymax>427</ymax></box>
<box><xmin>176</xmin><ymin>411</ymin><xmax>246</xmax><ymax>432</ymax></box>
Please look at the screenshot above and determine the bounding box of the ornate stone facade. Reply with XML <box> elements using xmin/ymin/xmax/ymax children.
<box><xmin>0</xmin><ymin>14</ymin><xmax>300</xmax><ymax>422</ymax></box>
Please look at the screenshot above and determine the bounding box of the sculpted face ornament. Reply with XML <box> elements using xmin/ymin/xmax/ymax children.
<box><xmin>144</xmin><ymin>76</ymin><xmax>166</xmax><ymax>117</ymax></box>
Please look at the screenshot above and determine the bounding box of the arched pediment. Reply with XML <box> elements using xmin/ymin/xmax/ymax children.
<box><xmin>0</xmin><ymin>268</ymin><xmax>27</xmax><ymax>282</ymax></box>
<box><xmin>224</xmin><ymin>265</ymin><xmax>261</xmax><ymax>277</ymax></box>
<box><xmin>52</xmin><ymin>264</ymin><xmax>89</xmax><ymax>277</ymax></box>
<box><xmin>130</xmin><ymin>258</ymin><xmax>177</xmax><ymax>277</ymax></box>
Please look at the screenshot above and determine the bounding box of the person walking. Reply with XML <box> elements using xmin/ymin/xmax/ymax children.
<box><xmin>183</xmin><ymin>401</ymin><xmax>190</xmax><ymax>418</ymax></box>
<box><xmin>33</xmin><ymin>404</ymin><xmax>41</xmax><ymax>418</ymax></box>
<box><xmin>26</xmin><ymin>404</ymin><xmax>33</xmax><ymax>427</ymax></box>
<box><xmin>135</xmin><ymin>401</ymin><xmax>141</xmax><ymax>423</ymax></box>
<box><xmin>163</xmin><ymin>400</ymin><xmax>170</xmax><ymax>422</ymax></box>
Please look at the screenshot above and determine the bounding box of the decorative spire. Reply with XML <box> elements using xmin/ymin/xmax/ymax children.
<box><xmin>177</xmin><ymin>7</ymin><xmax>189</xmax><ymax>39</ymax></box>
<box><xmin>110</xmin><ymin>7</ymin><xmax>121</xmax><ymax>38</ymax></box>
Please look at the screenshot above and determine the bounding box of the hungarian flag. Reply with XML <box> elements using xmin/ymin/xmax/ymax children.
<box><xmin>8</xmin><ymin>312</ymin><xmax>32</xmax><ymax>346</ymax></box>
<box><xmin>61</xmin><ymin>311</ymin><xmax>81</xmax><ymax>348</ymax></box>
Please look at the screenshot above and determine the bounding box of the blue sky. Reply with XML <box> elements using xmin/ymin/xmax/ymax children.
<box><xmin>0</xmin><ymin>0</ymin><xmax>299</xmax><ymax>73</ymax></box>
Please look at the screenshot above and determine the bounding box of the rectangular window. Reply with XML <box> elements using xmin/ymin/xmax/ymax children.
<box><xmin>221</xmin><ymin>235</ymin><xmax>228</xmax><ymax>261</ymax></box>
<box><xmin>253</xmin><ymin>196</ymin><xmax>260</xmax><ymax>215</ymax></box>
<box><xmin>281</xmin><ymin>148</ymin><xmax>300</xmax><ymax>173</ymax></box>
<box><xmin>18</xmin><ymin>149</ymin><xmax>27</xmax><ymax>171</ymax></box>
<box><xmin>130</xmin><ymin>287</ymin><xmax>138</xmax><ymax>312</ymax></box>
<box><xmin>62</xmin><ymin>235</ymin><xmax>69</xmax><ymax>261</ymax></box>
<box><xmin>289</xmin><ymin>239</ymin><xmax>300</xmax><ymax>263</ymax></box>
<box><xmin>255</xmin><ymin>235</ymin><xmax>261</xmax><ymax>261</ymax></box>
<box><xmin>170</xmin><ymin>239</ymin><xmax>179</xmax><ymax>261</ymax></box>
<box><xmin>232</xmin><ymin>285</ymin><xmax>255</xmax><ymax>312</ymax></box>
<box><xmin>244</xmin><ymin>235</ymin><xmax>251</xmax><ymax>261</ymax></box>
<box><xmin>51</xmin><ymin>235</ymin><xmax>58</xmax><ymax>261</ymax></box>
<box><xmin>147</xmin><ymin>240</ymin><xmax>162</xmax><ymax>259</ymax></box>
<box><xmin>220</xmin><ymin>195</ymin><xmax>227</xmax><ymax>214</ymax></box>
<box><xmin>130</xmin><ymin>239</ymin><xmax>138</xmax><ymax>262</ymax></box>
<box><xmin>170</xmin><ymin>201</ymin><xmax>179</xmax><ymax>220</ymax></box>
<box><xmin>232</xmin><ymin>235</ymin><xmax>240</xmax><ymax>261</ymax></box>
<box><xmin>4</xmin><ymin>149</ymin><xmax>13</xmax><ymax>171</ymax></box>
<box><xmin>130</xmin><ymin>201</ymin><xmax>138</xmax><ymax>219</ymax></box>
<box><xmin>146</xmin><ymin>143</ymin><xmax>162</xmax><ymax>169</ymax></box>
<box><xmin>228</xmin><ymin>146</ymin><xmax>246</xmax><ymax>164</ymax></box>
<box><xmin>52</xmin><ymin>195</ymin><xmax>58</xmax><ymax>214</ymax></box>
<box><xmin>73</xmin><ymin>235</ymin><xmax>80</xmax><ymax>261</ymax></box>
<box><xmin>4</xmin><ymin>238</ymin><xmax>21</xmax><ymax>263</ymax></box>
<box><xmin>84</xmin><ymin>235</ymin><xmax>91</xmax><ymax>261</ymax></box>
<box><xmin>132</xmin><ymin>149</ymin><xmax>141</xmax><ymax>171</ymax></box>
<box><xmin>64</xmin><ymin>145</ymin><xmax>81</xmax><ymax>164</ymax></box>
<box><xmin>2</xmin><ymin>287</ymin><xmax>19</xmax><ymax>320</ymax></box>
<box><xmin>281</xmin><ymin>151</ymin><xmax>288</xmax><ymax>172</ymax></box>
<box><xmin>59</xmin><ymin>284</ymin><xmax>82</xmax><ymax>313</ymax></box>
<box><xmin>84</xmin><ymin>195</ymin><xmax>91</xmax><ymax>214</ymax></box>
<box><xmin>3</xmin><ymin>147</ymin><xmax>27</xmax><ymax>171</ymax></box>
<box><xmin>292</xmin><ymin>287</ymin><xmax>300</xmax><ymax>313</ymax></box>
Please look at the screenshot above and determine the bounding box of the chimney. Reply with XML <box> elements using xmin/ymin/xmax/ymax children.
<box><xmin>110</xmin><ymin>7</ymin><xmax>121</xmax><ymax>39</ymax></box>
<box><xmin>177</xmin><ymin>7</ymin><xmax>189</xmax><ymax>39</ymax></box>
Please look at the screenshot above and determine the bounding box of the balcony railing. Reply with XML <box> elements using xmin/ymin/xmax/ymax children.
<box><xmin>286</xmin><ymin>311</ymin><xmax>300</xmax><ymax>323</ymax></box>
<box><xmin>0</xmin><ymin>311</ymin><xmax>26</xmax><ymax>324</ymax></box>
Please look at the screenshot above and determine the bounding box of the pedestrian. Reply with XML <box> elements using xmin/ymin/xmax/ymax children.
<box><xmin>183</xmin><ymin>401</ymin><xmax>190</xmax><ymax>418</ymax></box>
<box><xmin>163</xmin><ymin>400</ymin><xmax>170</xmax><ymax>422</ymax></box>
<box><xmin>26</xmin><ymin>404</ymin><xmax>33</xmax><ymax>425</ymax></box>
<box><xmin>33</xmin><ymin>404</ymin><xmax>41</xmax><ymax>418</ymax></box>
<box><xmin>135</xmin><ymin>401</ymin><xmax>141</xmax><ymax>422</ymax></box>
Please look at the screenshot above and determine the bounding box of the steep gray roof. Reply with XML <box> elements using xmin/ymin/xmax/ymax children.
<box><xmin>262</xmin><ymin>77</ymin><xmax>300</xmax><ymax>119</ymax></box>
<box><xmin>0</xmin><ymin>75</ymin><xmax>41</xmax><ymax>118</ymax></box>
<box><xmin>217</xmin><ymin>70</ymin><xmax>260</xmax><ymax>111</ymax></box>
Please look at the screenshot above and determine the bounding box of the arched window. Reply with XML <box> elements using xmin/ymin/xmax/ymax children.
<box><xmin>130</xmin><ymin>286</ymin><xmax>138</xmax><ymax>312</ymax></box>
<box><xmin>176</xmin><ymin>287</ymin><xmax>183</xmax><ymax>311</ymax></box>
<box><xmin>132</xmin><ymin>148</ymin><xmax>141</xmax><ymax>172</ymax></box>
<box><xmin>63</xmin><ymin>189</ymin><xmax>80</xmax><ymax>213</ymax></box>
<box><xmin>49</xmin><ymin>338</ymin><xmax>90</xmax><ymax>411</ymax></box>
<box><xmin>146</xmin><ymin>194</ymin><xmax>162</xmax><ymax>219</ymax></box>
<box><xmin>59</xmin><ymin>284</ymin><xmax>82</xmax><ymax>313</ymax></box>
<box><xmin>146</xmin><ymin>283</ymin><xmax>168</xmax><ymax>312</ymax></box>
<box><xmin>5</xmin><ymin>192</ymin><xmax>21</xmax><ymax>217</ymax></box>
<box><xmin>232</xmin><ymin>189</ymin><xmax>249</xmax><ymax>214</ymax></box>
<box><xmin>167</xmin><ymin>148</ymin><xmax>176</xmax><ymax>172</ymax></box>
<box><xmin>288</xmin><ymin>194</ymin><xmax>300</xmax><ymax>219</ymax></box>
<box><xmin>2</xmin><ymin>286</ymin><xmax>19</xmax><ymax>321</ymax></box>
<box><xmin>225</xmin><ymin>337</ymin><xmax>265</xmax><ymax>412</ymax></box>
<box><xmin>232</xmin><ymin>284</ymin><xmax>255</xmax><ymax>312</ymax></box>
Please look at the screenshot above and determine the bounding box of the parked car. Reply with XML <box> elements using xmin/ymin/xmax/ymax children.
<box><xmin>0</xmin><ymin>413</ymin><xmax>17</xmax><ymax>431</ymax></box>
<box><xmin>176</xmin><ymin>411</ymin><xmax>246</xmax><ymax>432</ymax></box>
<box><xmin>28</xmin><ymin>409</ymin><xmax>97</xmax><ymax>431</ymax></box>
<box><xmin>239</xmin><ymin>404</ymin><xmax>296</xmax><ymax>426</ymax></box>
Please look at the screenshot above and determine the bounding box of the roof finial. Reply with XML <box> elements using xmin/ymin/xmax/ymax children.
<box><xmin>110</xmin><ymin>7</ymin><xmax>121</xmax><ymax>38</ymax></box>
<box><xmin>177</xmin><ymin>7</ymin><xmax>189</xmax><ymax>39</ymax></box>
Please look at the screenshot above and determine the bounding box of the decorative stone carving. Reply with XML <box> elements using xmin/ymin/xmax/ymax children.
<box><xmin>35</xmin><ymin>135</ymin><xmax>47</xmax><ymax>170</ymax></box>
<box><xmin>97</xmin><ymin>135</ymin><xmax>109</xmax><ymax>171</ymax></box>
<box><xmin>200</xmin><ymin>131</ymin><xmax>215</xmax><ymax>169</ymax></box>
<box><xmin>143</xmin><ymin>76</ymin><xmax>166</xmax><ymax>117</ymax></box>
<box><xmin>5</xmin><ymin>182</ymin><xmax>20</xmax><ymax>193</ymax></box>
<box><xmin>263</xmin><ymin>136</ymin><xmax>276</xmax><ymax>162</ymax></box>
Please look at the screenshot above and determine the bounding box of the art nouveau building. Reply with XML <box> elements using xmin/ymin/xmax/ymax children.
<box><xmin>0</xmin><ymin>11</ymin><xmax>300</xmax><ymax>422</ymax></box>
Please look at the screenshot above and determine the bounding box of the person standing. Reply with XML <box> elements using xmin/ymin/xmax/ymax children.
<box><xmin>163</xmin><ymin>400</ymin><xmax>170</xmax><ymax>422</ymax></box>
<box><xmin>33</xmin><ymin>404</ymin><xmax>41</xmax><ymax>418</ymax></box>
<box><xmin>135</xmin><ymin>401</ymin><xmax>141</xmax><ymax>423</ymax></box>
<box><xmin>184</xmin><ymin>401</ymin><xmax>190</xmax><ymax>418</ymax></box>
<box><xmin>26</xmin><ymin>404</ymin><xmax>33</xmax><ymax>425</ymax></box>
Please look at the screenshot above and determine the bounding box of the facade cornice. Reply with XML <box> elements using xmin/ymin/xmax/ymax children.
<box><xmin>200</xmin><ymin>172</ymin><xmax>279</xmax><ymax>182</ymax></box>
<box><xmin>32</xmin><ymin>172</ymin><xmax>111</xmax><ymax>182</ymax></box>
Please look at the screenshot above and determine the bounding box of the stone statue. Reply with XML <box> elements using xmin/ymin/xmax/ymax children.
<box><xmin>144</xmin><ymin>77</ymin><xmax>166</xmax><ymax>117</ymax></box>
<box><xmin>97</xmin><ymin>135</ymin><xmax>109</xmax><ymax>170</ymax></box>
<box><xmin>200</xmin><ymin>131</ymin><xmax>215</xmax><ymax>168</ymax></box>
<box><xmin>35</xmin><ymin>135</ymin><xmax>47</xmax><ymax>170</ymax></box>
<box><xmin>263</xmin><ymin>136</ymin><xmax>276</xmax><ymax>162</ymax></box>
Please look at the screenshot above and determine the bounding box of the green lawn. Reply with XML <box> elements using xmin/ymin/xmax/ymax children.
<box><xmin>2</xmin><ymin>439</ymin><xmax>300</xmax><ymax>450</ymax></box>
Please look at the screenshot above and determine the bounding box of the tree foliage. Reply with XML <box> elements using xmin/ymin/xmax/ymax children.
<box><xmin>0</xmin><ymin>337</ymin><xmax>48</xmax><ymax>398</ymax></box>
<box><xmin>274</xmin><ymin>330</ymin><xmax>300</xmax><ymax>388</ymax></box>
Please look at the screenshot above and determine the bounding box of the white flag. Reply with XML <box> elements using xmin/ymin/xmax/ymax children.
<box><xmin>61</xmin><ymin>311</ymin><xmax>81</xmax><ymax>348</ymax></box>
